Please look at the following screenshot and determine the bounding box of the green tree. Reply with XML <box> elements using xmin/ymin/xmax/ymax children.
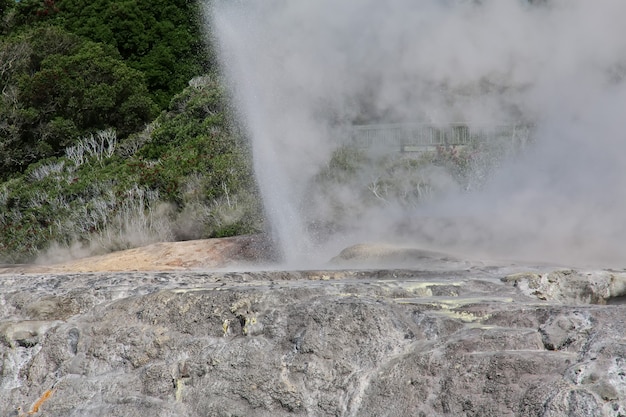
<box><xmin>0</xmin><ymin>0</ymin><xmax>14</xmax><ymax>33</ymax></box>
<box><xmin>11</xmin><ymin>0</ymin><xmax>59</xmax><ymax>27</ymax></box>
<box><xmin>0</xmin><ymin>26</ymin><xmax>158</xmax><ymax>179</ymax></box>
<box><xmin>0</xmin><ymin>76</ymin><xmax>261</xmax><ymax>262</ymax></box>
<box><xmin>0</xmin><ymin>0</ymin><xmax>11</xmax><ymax>16</ymax></box>
<box><xmin>54</xmin><ymin>0</ymin><xmax>211</xmax><ymax>107</ymax></box>
<box><xmin>136</xmin><ymin>75</ymin><xmax>262</xmax><ymax>237</ymax></box>
<box><xmin>19</xmin><ymin>41</ymin><xmax>158</xmax><ymax>136</ymax></box>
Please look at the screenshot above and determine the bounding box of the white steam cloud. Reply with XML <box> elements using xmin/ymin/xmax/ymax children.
<box><xmin>209</xmin><ymin>0</ymin><xmax>626</xmax><ymax>267</ymax></box>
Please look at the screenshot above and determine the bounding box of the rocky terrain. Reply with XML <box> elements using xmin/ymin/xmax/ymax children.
<box><xmin>1</xmin><ymin>237</ymin><xmax>626</xmax><ymax>416</ymax></box>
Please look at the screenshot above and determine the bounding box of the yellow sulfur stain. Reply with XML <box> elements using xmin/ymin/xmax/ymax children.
<box><xmin>175</xmin><ymin>379</ymin><xmax>184</xmax><ymax>402</ymax></box>
<box><xmin>28</xmin><ymin>388</ymin><xmax>54</xmax><ymax>414</ymax></box>
<box><xmin>438</xmin><ymin>310</ymin><xmax>491</xmax><ymax>323</ymax></box>
<box><xmin>241</xmin><ymin>316</ymin><xmax>258</xmax><ymax>336</ymax></box>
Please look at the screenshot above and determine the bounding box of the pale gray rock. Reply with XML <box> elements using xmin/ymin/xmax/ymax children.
<box><xmin>501</xmin><ymin>269</ymin><xmax>626</xmax><ymax>304</ymax></box>
<box><xmin>1</xmin><ymin>258</ymin><xmax>625</xmax><ymax>416</ymax></box>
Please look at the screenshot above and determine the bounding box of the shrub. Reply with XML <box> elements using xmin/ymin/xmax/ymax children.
<box><xmin>0</xmin><ymin>76</ymin><xmax>263</xmax><ymax>263</ymax></box>
<box><xmin>53</xmin><ymin>0</ymin><xmax>210</xmax><ymax>108</ymax></box>
<box><xmin>0</xmin><ymin>27</ymin><xmax>158</xmax><ymax>179</ymax></box>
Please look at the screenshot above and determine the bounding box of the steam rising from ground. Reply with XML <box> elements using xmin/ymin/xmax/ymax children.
<box><xmin>209</xmin><ymin>0</ymin><xmax>626</xmax><ymax>267</ymax></box>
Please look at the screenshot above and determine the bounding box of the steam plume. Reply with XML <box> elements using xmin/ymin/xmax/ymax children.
<box><xmin>209</xmin><ymin>0</ymin><xmax>626</xmax><ymax>267</ymax></box>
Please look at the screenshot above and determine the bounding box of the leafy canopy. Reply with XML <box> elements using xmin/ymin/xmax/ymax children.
<box><xmin>53</xmin><ymin>0</ymin><xmax>211</xmax><ymax>107</ymax></box>
<box><xmin>0</xmin><ymin>26</ymin><xmax>158</xmax><ymax>179</ymax></box>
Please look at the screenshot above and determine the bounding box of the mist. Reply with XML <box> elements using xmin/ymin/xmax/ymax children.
<box><xmin>208</xmin><ymin>0</ymin><xmax>626</xmax><ymax>268</ymax></box>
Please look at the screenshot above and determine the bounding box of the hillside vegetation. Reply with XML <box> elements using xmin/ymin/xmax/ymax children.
<box><xmin>0</xmin><ymin>0</ymin><xmax>262</xmax><ymax>263</ymax></box>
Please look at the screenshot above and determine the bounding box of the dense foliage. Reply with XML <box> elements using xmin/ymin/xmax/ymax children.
<box><xmin>6</xmin><ymin>0</ymin><xmax>209</xmax><ymax>107</ymax></box>
<box><xmin>52</xmin><ymin>0</ymin><xmax>211</xmax><ymax>107</ymax></box>
<box><xmin>1</xmin><ymin>27</ymin><xmax>159</xmax><ymax>177</ymax></box>
<box><xmin>0</xmin><ymin>76</ymin><xmax>262</xmax><ymax>263</ymax></box>
<box><xmin>0</xmin><ymin>1</ymin><xmax>263</xmax><ymax>263</ymax></box>
<box><xmin>304</xmin><ymin>140</ymin><xmax>510</xmax><ymax>238</ymax></box>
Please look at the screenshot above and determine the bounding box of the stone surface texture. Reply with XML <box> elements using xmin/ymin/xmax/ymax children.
<box><xmin>1</xmin><ymin>239</ymin><xmax>626</xmax><ymax>416</ymax></box>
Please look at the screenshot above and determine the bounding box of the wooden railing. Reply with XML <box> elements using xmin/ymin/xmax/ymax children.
<box><xmin>347</xmin><ymin>123</ymin><xmax>533</xmax><ymax>152</ymax></box>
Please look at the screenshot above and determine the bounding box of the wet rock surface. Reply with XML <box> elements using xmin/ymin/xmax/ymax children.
<box><xmin>1</xmin><ymin>246</ymin><xmax>626</xmax><ymax>416</ymax></box>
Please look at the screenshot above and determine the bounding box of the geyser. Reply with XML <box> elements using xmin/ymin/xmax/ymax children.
<box><xmin>208</xmin><ymin>0</ymin><xmax>626</xmax><ymax>267</ymax></box>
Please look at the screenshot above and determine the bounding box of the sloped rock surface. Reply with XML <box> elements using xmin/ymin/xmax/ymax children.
<box><xmin>0</xmin><ymin>235</ymin><xmax>276</xmax><ymax>274</ymax></box>
<box><xmin>1</xmin><ymin>253</ymin><xmax>626</xmax><ymax>416</ymax></box>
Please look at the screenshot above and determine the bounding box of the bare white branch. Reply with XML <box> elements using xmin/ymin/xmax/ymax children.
<box><xmin>67</xmin><ymin>129</ymin><xmax>117</xmax><ymax>166</ymax></box>
<box><xmin>29</xmin><ymin>160</ymin><xmax>65</xmax><ymax>181</ymax></box>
